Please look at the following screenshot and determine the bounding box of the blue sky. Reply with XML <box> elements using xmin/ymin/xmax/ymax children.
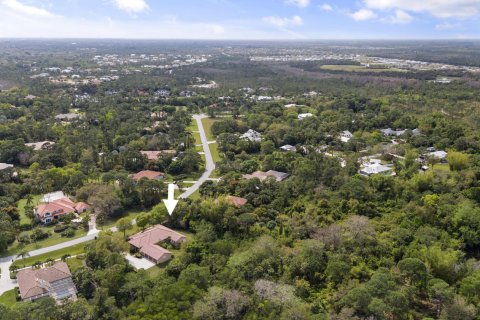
<box><xmin>0</xmin><ymin>0</ymin><xmax>479</xmax><ymax>39</ymax></box>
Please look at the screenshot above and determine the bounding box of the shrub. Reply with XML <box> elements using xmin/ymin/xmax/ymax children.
<box><xmin>54</xmin><ymin>224</ymin><xmax>68</xmax><ymax>233</ymax></box>
<box><xmin>61</xmin><ymin>228</ymin><xmax>76</xmax><ymax>238</ymax></box>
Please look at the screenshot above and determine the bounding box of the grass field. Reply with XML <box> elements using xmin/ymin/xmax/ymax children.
<box><xmin>17</xmin><ymin>195</ymin><xmax>41</xmax><ymax>225</ymax></box>
<box><xmin>201</xmin><ymin>117</ymin><xmax>217</xmax><ymax>141</ymax></box>
<box><xmin>187</xmin><ymin>119</ymin><xmax>202</xmax><ymax>145</ymax></box>
<box><xmin>12</xmin><ymin>241</ymin><xmax>91</xmax><ymax>268</ymax></box>
<box><xmin>6</xmin><ymin>226</ymin><xmax>88</xmax><ymax>257</ymax></box>
<box><xmin>0</xmin><ymin>289</ymin><xmax>16</xmax><ymax>307</ymax></box>
<box><xmin>320</xmin><ymin>65</ymin><xmax>405</xmax><ymax>73</ymax></box>
<box><xmin>209</xmin><ymin>142</ymin><xmax>221</xmax><ymax>163</ymax></box>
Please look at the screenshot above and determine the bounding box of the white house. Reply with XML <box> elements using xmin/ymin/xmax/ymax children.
<box><xmin>298</xmin><ymin>113</ymin><xmax>313</xmax><ymax>120</ymax></box>
<box><xmin>340</xmin><ymin>130</ymin><xmax>353</xmax><ymax>143</ymax></box>
<box><xmin>240</xmin><ymin>129</ymin><xmax>262</xmax><ymax>142</ymax></box>
<box><xmin>280</xmin><ymin>145</ymin><xmax>296</xmax><ymax>152</ymax></box>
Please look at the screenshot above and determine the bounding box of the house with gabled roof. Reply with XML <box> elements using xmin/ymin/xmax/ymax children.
<box><xmin>128</xmin><ymin>225</ymin><xmax>186</xmax><ymax>264</ymax></box>
<box><xmin>242</xmin><ymin>170</ymin><xmax>290</xmax><ymax>182</ymax></box>
<box><xmin>141</xmin><ymin>150</ymin><xmax>176</xmax><ymax>161</ymax></box>
<box><xmin>16</xmin><ymin>262</ymin><xmax>77</xmax><ymax>303</ymax></box>
<box><xmin>131</xmin><ymin>170</ymin><xmax>166</xmax><ymax>181</ymax></box>
<box><xmin>35</xmin><ymin>193</ymin><xmax>89</xmax><ymax>224</ymax></box>
<box><xmin>240</xmin><ymin>129</ymin><xmax>262</xmax><ymax>143</ymax></box>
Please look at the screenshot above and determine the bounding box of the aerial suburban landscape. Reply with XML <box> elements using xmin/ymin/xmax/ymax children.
<box><xmin>2</xmin><ymin>0</ymin><xmax>480</xmax><ymax>319</ymax></box>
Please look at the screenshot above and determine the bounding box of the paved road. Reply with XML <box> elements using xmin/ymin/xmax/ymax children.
<box><xmin>180</xmin><ymin>114</ymin><xmax>216</xmax><ymax>199</ymax></box>
<box><xmin>0</xmin><ymin>216</ymin><xmax>100</xmax><ymax>295</ymax></box>
<box><xmin>0</xmin><ymin>114</ymin><xmax>216</xmax><ymax>295</ymax></box>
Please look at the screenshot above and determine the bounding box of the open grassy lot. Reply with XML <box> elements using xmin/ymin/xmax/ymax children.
<box><xmin>320</xmin><ymin>65</ymin><xmax>406</xmax><ymax>73</ymax></box>
<box><xmin>209</xmin><ymin>142</ymin><xmax>221</xmax><ymax>163</ymax></box>
<box><xmin>12</xmin><ymin>241</ymin><xmax>90</xmax><ymax>268</ymax></box>
<box><xmin>201</xmin><ymin>117</ymin><xmax>217</xmax><ymax>141</ymax></box>
<box><xmin>0</xmin><ymin>289</ymin><xmax>17</xmax><ymax>307</ymax></box>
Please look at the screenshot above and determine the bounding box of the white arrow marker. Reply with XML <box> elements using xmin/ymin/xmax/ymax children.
<box><xmin>163</xmin><ymin>183</ymin><xmax>179</xmax><ymax>215</ymax></box>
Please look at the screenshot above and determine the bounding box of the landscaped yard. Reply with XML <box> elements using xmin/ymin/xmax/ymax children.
<box><xmin>12</xmin><ymin>241</ymin><xmax>90</xmax><ymax>269</ymax></box>
<box><xmin>17</xmin><ymin>195</ymin><xmax>41</xmax><ymax>225</ymax></box>
<box><xmin>0</xmin><ymin>289</ymin><xmax>17</xmax><ymax>307</ymax></box>
<box><xmin>5</xmin><ymin>225</ymin><xmax>88</xmax><ymax>257</ymax></box>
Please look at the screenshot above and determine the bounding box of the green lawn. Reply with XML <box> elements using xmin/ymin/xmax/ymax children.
<box><xmin>189</xmin><ymin>189</ymin><xmax>201</xmax><ymax>200</ymax></box>
<box><xmin>98</xmin><ymin>209</ymin><xmax>145</xmax><ymax>230</ymax></box>
<box><xmin>0</xmin><ymin>289</ymin><xmax>17</xmax><ymax>307</ymax></box>
<box><xmin>201</xmin><ymin>117</ymin><xmax>217</xmax><ymax>141</ymax></box>
<box><xmin>12</xmin><ymin>241</ymin><xmax>90</xmax><ymax>269</ymax></box>
<box><xmin>17</xmin><ymin>195</ymin><xmax>41</xmax><ymax>225</ymax></box>
<box><xmin>432</xmin><ymin>163</ymin><xmax>451</xmax><ymax>172</ymax></box>
<box><xmin>187</xmin><ymin>119</ymin><xmax>202</xmax><ymax>145</ymax></box>
<box><xmin>209</xmin><ymin>142</ymin><xmax>221</xmax><ymax>163</ymax></box>
<box><xmin>67</xmin><ymin>256</ymin><xmax>86</xmax><ymax>273</ymax></box>
<box><xmin>5</xmin><ymin>226</ymin><xmax>88</xmax><ymax>257</ymax></box>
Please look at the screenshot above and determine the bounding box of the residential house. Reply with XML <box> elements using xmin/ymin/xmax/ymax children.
<box><xmin>426</xmin><ymin>150</ymin><xmax>448</xmax><ymax>162</ymax></box>
<box><xmin>41</xmin><ymin>191</ymin><xmax>68</xmax><ymax>203</ymax></box>
<box><xmin>26</xmin><ymin>141</ymin><xmax>56</xmax><ymax>151</ymax></box>
<box><xmin>381</xmin><ymin>128</ymin><xmax>421</xmax><ymax>137</ymax></box>
<box><xmin>35</xmin><ymin>194</ymin><xmax>89</xmax><ymax>224</ymax></box>
<box><xmin>339</xmin><ymin>130</ymin><xmax>353</xmax><ymax>143</ymax></box>
<box><xmin>150</xmin><ymin>111</ymin><xmax>168</xmax><ymax>120</ymax></box>
<box><xmin>141</xmin><ymin>150</ymin><xmax>176</xmax><ymax>161</ymax></box>
<box><xmin>225</xmin><ymin>196</ymin><xmax>248</xmax><ymax>207</ymax></box>
<box><xmin>298</xmin><ymin>113</ymin><xmax>313</xmax><ymax>120</ymax></box>
<box><xmin>131</xmin><ymin>170</ymin><xmax>166</xmax><ymax>181</ymax></box>
<box><xmin>128</xmin><ymin>225</ymin><xmax>186</xmax><ymax>264</ymax></box>
<box><xmin>359</xmin><ymin>162</ymin><xmax>395</xmax><ymax>177</ymax></box>
<box><xmin>240</xmin><ymin>129</ymin><xmax>262</xmax><ymax>143</ymax></box>
<box><xmin>280</xmin><ymin>144</ymin><xmax>296</xmax><ymax>152</ymax></box>
<box><xmin>16</xmin><ymin>262</ymin><xmax>77</xmax><ymax>303</ymax></box>
<box><xmin>0</xmin><ymin>163</ymin><xmax>15</xmax><ymax>182</ymax></box>
<box><xmin>242</xmin><ymin>170</ymin><xmax>290</xmax><ymax>182</ymax></box>
<box><xmin>180</xmin><ymin>90</ymin><xmax>197</xmax><ymax>97</ymax></box>
<box><xmin>55</xmin><ymin>113</ymin><xmax>82</xmax><ymax>122</ymax></box>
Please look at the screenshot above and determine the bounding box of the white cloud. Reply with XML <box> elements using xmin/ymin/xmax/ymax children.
<box><xmin>435</xmin><ymin>22</ymin><xmax>461</xmax><ymax>30</ymax></box>
<box><xmin>285</xmin><ymin>0</ymin><xmax>310</xmax><ymax>8</ymax></box>
<box><xmin>210</xmin><ymin>24</ymin><xmax>225</xmax><ymax>34</ymax></box>
<box><xmin>263</xmin><ymin>15</ymin><xmax>303</xmax><ymax>27</ymax></box>
<box><xmin>363</xmin><ymin>0</ymin><xmax>480</xmax><ymax>18</ymax></box>
<box><xmin>2</xmin><ymin>0</ymin><xmax>55</xmax><ymax>17</ymax></box>
<box><xmin>112</xmin><ymin>0</ymin><xmax>149</xmax><ymax>13</ymax></box>
<box><xmin>350</xmin><ymin>9</ymin><xmax>377</xmax><ymax>21</ymax></box>
<box><xmin>384</xmin><ymin>9</ymin><xmax>413</xmax><ymax>24</ymax></box>
<box><xmin>320</xmin><ymin>4</ymin><xmax>333</xmax><ymax>11</ymax></box>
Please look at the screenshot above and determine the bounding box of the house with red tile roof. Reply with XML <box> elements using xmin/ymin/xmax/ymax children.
<box><xmin>35</xmin><ymin>195</ymin><xmax>89</xmax><ymax>224</ymax></box>
<box><xmin>225</xmin><ymin>195</ymin><xmax>248</xmax><ymax>207</ymax></box>
<box><xmin>131</xmin><ymin>170</ymin><xmax>166</xmax><ymax>181</ymax></box>
<box><xmin>128</xmin><ymin>225</ymin><xmax>186</xmax><ymax>264</ymax></box>
<box><xmin>16</xmin><ymin>262</ymin><xmax>77</xmax><ymax>303</ymax></box>
<box><xmin>141</xmin><ymin>150</ymin><xmax>176</xmax><ymax>161</ymax></box>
